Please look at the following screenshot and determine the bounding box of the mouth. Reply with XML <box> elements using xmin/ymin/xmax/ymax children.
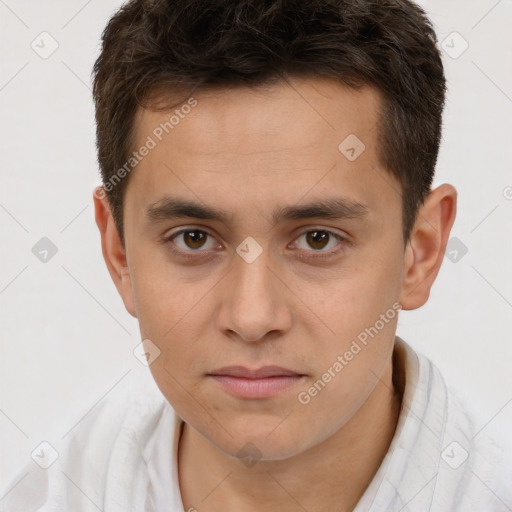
<box><xmin>207</xmin><ymin>365</ymin><xmax>307</xmax><ymax>399</ymax></box>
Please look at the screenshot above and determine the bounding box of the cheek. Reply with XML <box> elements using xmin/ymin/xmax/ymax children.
<box><xmin>131</xmin><ymin>257</ymin><xmax>212</xmax><ymax>338</ymax></box>
<box><xmin>302</xmin><ymin>249</ymin><xmax>402</xmax><ymax>397</ymax></box>
<box><xmin>292</xmin><ymin>356</ymin><xmax>381</xmax><ymax>448</ymax></box>
<box><xmin>312</xmin><ymin>261</ymin><xmax>401</xmax><ymax>343</ymax></box>
<box><xmin>131</xmin><ymin>277</ymin><xmax>209</xmax><ymax>406</ymax></box>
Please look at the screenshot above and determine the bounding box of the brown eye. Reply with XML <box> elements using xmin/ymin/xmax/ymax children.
<box><xmin>291</xmin><ymin>228</ymin><xmax>347</xmax><ymax>259</ymax></box>
<box><xmin>167</xmin><ymin>229</ymin><xmax>219</xmax><ymax>253</ymax></box>
<box><xmin>305</xmin><ymin>230</ymin><xmax>330</xmax><ymax>250</ymax></box>
<box><xmin>182</xmin><ymin>230</ymin><xmax>207</xmax><ymax>250</ymax></box>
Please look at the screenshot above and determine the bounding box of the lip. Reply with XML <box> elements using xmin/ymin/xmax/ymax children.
<box><xmin>209</xmin><ymin>365</ymin><xmax>303</xmax><ymax>379</ymax></box>
<box><xmin>207</xmin><ymin>366</ymin><xmax>306</xmax><ymax>399</ymax></box>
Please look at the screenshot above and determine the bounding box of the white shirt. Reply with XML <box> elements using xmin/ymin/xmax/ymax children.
<box><xmin>1</xmin><ymin>337</ymin><xmax>511</xmax><ymax>511</ymax></box>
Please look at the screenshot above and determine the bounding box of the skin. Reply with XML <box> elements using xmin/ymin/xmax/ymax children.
<box><xmin>94</xmin><ymin>76</ymin><xmax>457</xmax><ymax>511</ymax></box>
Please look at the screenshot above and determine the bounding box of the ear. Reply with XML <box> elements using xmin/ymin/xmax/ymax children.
<box><xmin>93</xmin><ymin>186</ymin><xmax>137</xmax><ymax>318</ymax></box>
<box><xmin>399</xmin><ymin>183</ymin><xmax>457</xmax><ymax>310</ymax></box>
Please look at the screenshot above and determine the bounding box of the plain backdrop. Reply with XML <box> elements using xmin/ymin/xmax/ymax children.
<box><xmin>1</xmin><ymin>0</ymin><xmax>511</xmax><ymax>495</ymax></box>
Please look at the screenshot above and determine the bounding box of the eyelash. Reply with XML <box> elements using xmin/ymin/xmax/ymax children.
<box><xmin>162</xmin><ymin>227</ymin><xmax>348</xmax><ymax>261</ymax></box>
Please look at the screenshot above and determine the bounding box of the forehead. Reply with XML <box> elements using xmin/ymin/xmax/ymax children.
<box><xmin>134</xmin><ymin>77</ymin><xmax>381</xmax><ymax>157</ymax></box>
<box><xmin>125</xmin><ymin>77</ymin><xmax>400</xmax><ymax>230</ymax></box>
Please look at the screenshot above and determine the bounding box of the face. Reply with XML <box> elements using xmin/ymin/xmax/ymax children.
<box><xmin>117</xmin><ymin>77</ymin><xmax>408</xmax><ymax>460</ymax></box>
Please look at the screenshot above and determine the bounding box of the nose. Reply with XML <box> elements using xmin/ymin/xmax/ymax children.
<box><xmin>217</xmin><ymin>244</ymin><xmax>292</xmax><ymax>343</ymax></box>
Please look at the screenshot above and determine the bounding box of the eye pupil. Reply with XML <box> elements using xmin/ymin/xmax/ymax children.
<box><xmin>184</xmin><ymin>230</ymin><xmax>206</xmax><ymax>249</ymax></box>
<box><xmin>306</xmin><ymin>230</ymin><xmax>329</xmax><ymax>250</ymax></box>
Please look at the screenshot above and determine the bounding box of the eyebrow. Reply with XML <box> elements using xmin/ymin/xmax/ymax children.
<box><xmin>145</xmin><ymin>196</ymin><xmax>369</xmax><ymax>225</ymax></box>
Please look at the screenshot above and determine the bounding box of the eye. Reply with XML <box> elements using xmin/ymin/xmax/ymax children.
<box><xmin>164</xmin><ymin>228</ymin><xmax>220</xmax><ymax>256</ymax></box>
<box><xmin>291</xmin><ymin>229</ymin><xmax>346</xmax><ymax>257</ymax></box>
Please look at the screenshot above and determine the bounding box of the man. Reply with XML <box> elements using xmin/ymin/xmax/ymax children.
<box><xmin>2</xmin><ymin>0</ymin><xmax>510</xmax><ymax>511</ymax></box>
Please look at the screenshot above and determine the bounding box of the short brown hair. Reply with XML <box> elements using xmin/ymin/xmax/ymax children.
<box><xmin>92</xmin><ymin>0</ymin><xmax>446</xmax><ymax>246</ymax></box>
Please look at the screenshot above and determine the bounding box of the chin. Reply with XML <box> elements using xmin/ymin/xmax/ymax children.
<box><xmin>209</xmin><ymin>421</ymin><xmax>319</xmax><ymax>463</ymax></box>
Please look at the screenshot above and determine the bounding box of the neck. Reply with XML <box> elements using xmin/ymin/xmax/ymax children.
<box><xmin>178</xmin><ymin>356</ymin><xmax>402</xmax><ymax>512</ymax></box>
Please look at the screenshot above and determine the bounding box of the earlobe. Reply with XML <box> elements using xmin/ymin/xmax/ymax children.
<box><xmin>399</xmin><ymin>184</ymin><xmax>457</xmax><ymax>311</ymax></box>
<box><xmin>93</xmin><ymin>186</ymin><xmax>138</xmax><ymax>318</ymax></box>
